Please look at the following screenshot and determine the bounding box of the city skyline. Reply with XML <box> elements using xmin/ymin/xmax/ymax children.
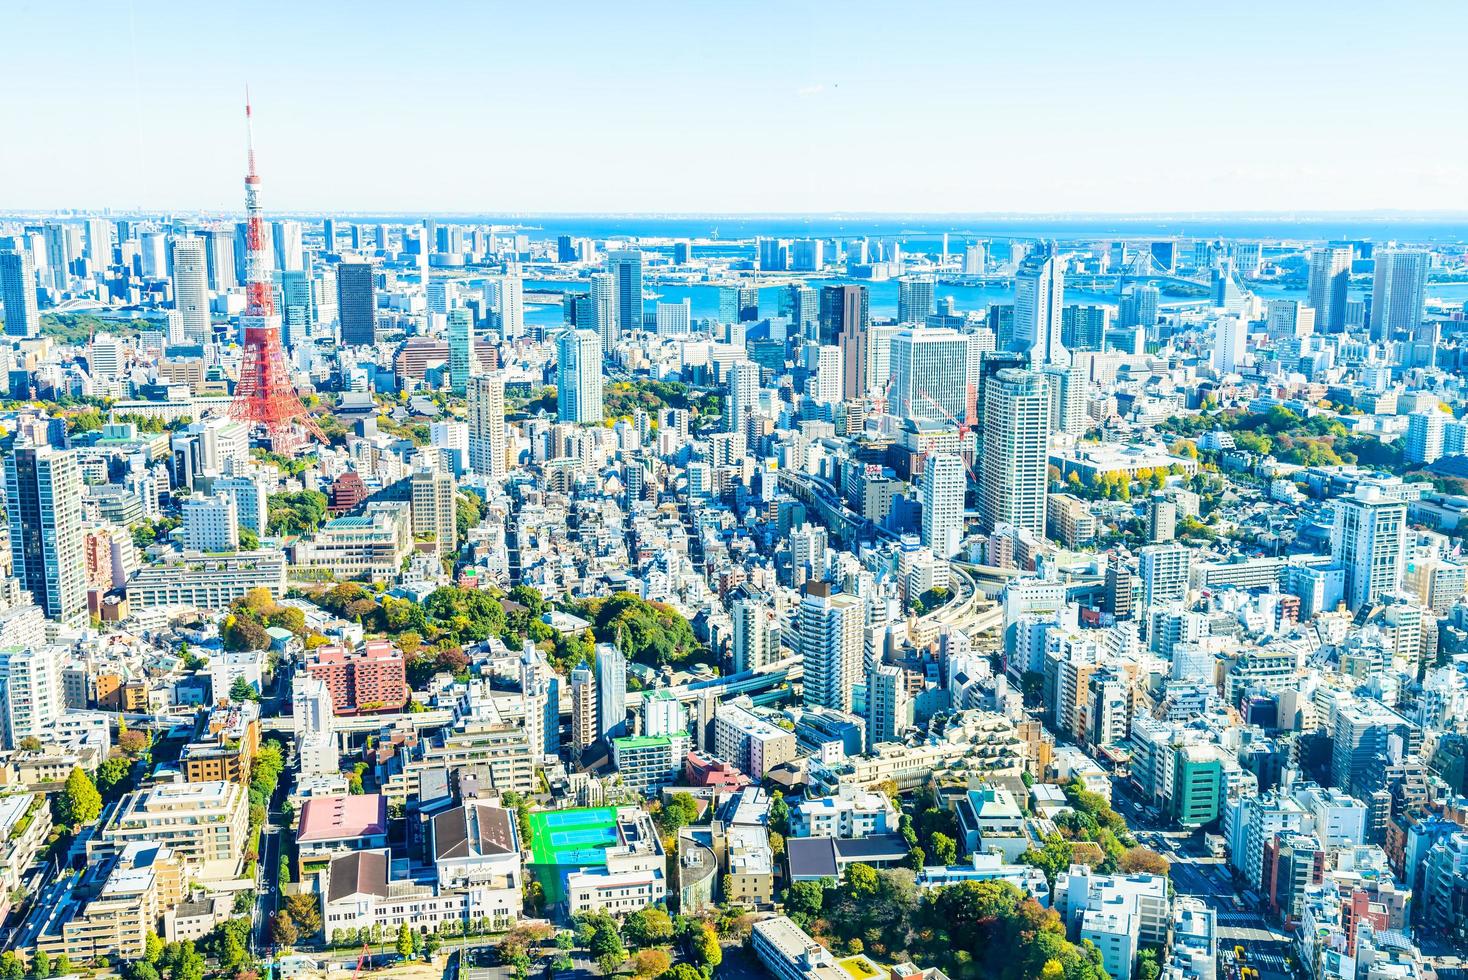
<box><xmin>6</xmin><ymin>1</ymin><xmax>1468</xmax><ymax>214</ymax></box>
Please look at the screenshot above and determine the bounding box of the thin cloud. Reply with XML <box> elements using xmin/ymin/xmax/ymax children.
<box><xmin>796</xmin><ymin>83</ymin><xmax>826</xmax><ymax>98</ymax></box>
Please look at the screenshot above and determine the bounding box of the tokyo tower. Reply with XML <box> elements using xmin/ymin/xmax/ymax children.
<box><xmin>228</xmin><ymin>97</ymin><xmax>324</xmax><ymax>455</ymax></box>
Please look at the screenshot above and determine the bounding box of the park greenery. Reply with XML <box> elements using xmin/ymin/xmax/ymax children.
<box><xmin>222</xmin><ymin>587</ymin><xmax>309</xmax><ymax>652</ymax></box>
<box><xmin>266</xmin><ymin>490</ymin><xmax>330</xmax><ymax>536</ymax></box>
<box><xmin>40</xmin><ymin>312</ymin><xmax>157</xmax><ymax>344</ymax></box>
<box><xmin>301</xmin><ymin>581</ymin><xmax>707</xmax><ymax>683</ymax></box>
<box><xmin>787</xmin><ymin>865</ymin><xmax>1111</xmax><ymax>980</ymax></box>
<box><xmin>1159</xmin><ymin>405</ymin><xmax>1405</xmax><ymax>471</ymax></box>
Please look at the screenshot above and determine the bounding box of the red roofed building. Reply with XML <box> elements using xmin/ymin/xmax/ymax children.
<box><xmin>685</xmin><ymin>750</ymin><xmax>750</xmax><ymax>791</ymax></box>
<box><xmin>297</xmin><ymin>793</ymin><xmax>389</xmax><ymax>877</ymax></box>
<box><xmin>305</xmin><ymin>640</ymin><xmax>408</xmax><ymax>715</ymax></box>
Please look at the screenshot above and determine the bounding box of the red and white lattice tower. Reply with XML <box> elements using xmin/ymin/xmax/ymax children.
<box><xmin>229</xmin><ymin>96</ymin><xmax>324</xmax><ymax>455</ymax></box>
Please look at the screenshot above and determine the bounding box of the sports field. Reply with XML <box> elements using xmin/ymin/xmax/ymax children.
<box><xmin>526</xmin><ymin>807</ymin><xmax>620</xmax><ymax>867</ymax></box>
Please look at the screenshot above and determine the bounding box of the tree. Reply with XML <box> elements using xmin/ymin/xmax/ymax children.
<box><xmin>631</xmin><ymin>949</ymin><xmax>671</xmax><ymax>978</ymax></box>
<box><xmin>0</xmin><ymin>954</ymin><xmax>22</xmax><ymax>980</ymax></box>
<box><xmin>239</xmin><ymin>527</ymin><xmax>259</xmax><ymax>550</ymax></box>
<box><xmin>655</xmin><ymin>792</ymin><xmax>699</xmax><ymax>834</ymax></box>
<box><xmin>784</xmin><ymin>880</ymin><xmax>825</xmax><ymax>921</ymax></box>
<box><xmin>622</xmin><ymin>906</ymin><xmax>673</xmax><ymax>948</ymax></box>
<box><xmin>589</xmin><ymin>917</ymin><xmax>626</xmax><ymax>977</ymax></box>
<box><xmin>284</xmin><ymin>893</ymin><xmax>322</xmax><ymax>937</ymax></box>
<box><xmin>929</xmin><ymin>832</ymin><xmax>958</xmax><ymax>866</ymax></box>
<box><xmin>271</xmin><ymin>913</ymin><xmax>298</xmax><ymax>947</ymax></box>
<box><xmin>396</xmin><ymin>923</ymin><xmax>413</xmax><ymax>959</ymax></box>
<box><xmin>1119</xmin><ymin>846</ymin><xmax>1170</xmax><ymax>877</ymax></box>
<box><xmin>656</xmin><ymin>967</ymin><xmax>703</xmax><ymax>980</ymax></box>
<box><xmin>96</xmin><ymin>756</ymin><xmax>133</xmax><ymax>797</ymax></box>
<box><xmin>687</xmin><ymin>925</ymin><xmax>721</xmax><ymax>973</ymax></box>
<box><xmin>145</xmin><ymin>931</ymin><xmax>165</xmax><ymax>964</ymax></box>
<box><xmin>29</xmin><ymin>950</ymin><xmax>50</xmax><ymax>980</ymax></box>
<box><xmin>844</xmin><ymin>862</ymin><xmax>879</xmax><ymax>898</ymax></box>
<box><xmin>229</xmin><ymin>675</ymin><xmax>260</xmax><ymax>703</ymax></box>
<box><xmin>768</xmin><ymin>789</ymin><xmax>790</xmax><ymax>834</ymax></box>
<box><xmin>55</xmin><ymin>766</ymin><xmax>102</xmax><ymax>827</ymax></box>
<box><xmin>49</xmin><ymin>957</ymin><xmax>68</xmax><ymax>979</ymax></box>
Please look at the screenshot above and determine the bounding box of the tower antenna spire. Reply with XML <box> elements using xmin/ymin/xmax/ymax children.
<box><xmin>228</xmin><ymin>95</ymin><xmax>325</xmax><ymax>455</ymax></box>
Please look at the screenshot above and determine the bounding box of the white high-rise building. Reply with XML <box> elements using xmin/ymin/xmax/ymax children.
<box><xmin>1139</xmin><ymin>544</ymin><xmax>1191</xmax><ymax>608</ymax></box>
<box><xmin>139</xmin><ymin>232</ymin><xmax>167</xmax><ymax>279</ymax></box>
<box><xmin>655</xmin><ymin>299</ymin><xmax>691</xmax><ymax>336</ymax></box>
<box><xmin>292</xmin><ymin>674</ymin><xmax>337</xmax><ymax>776</ymax></box>
<box><xmin>866</xmin><ymin>663</ymin><xmax>912</xmax><ymax>750</ymax></box>
<box><xmin>808</xmin><ymin>345</ymin><xmax>842</xmax><ymax>405</ymax></box>
<box><xmin>1406</xmin><ymin>411</ymin><xmax>1446</xmax><ymax>466</ymax></box>
<box><xmin>797</xmin><ymin>582</ymin><xmax>864</xmax><ymax>714</ymax></box>
<box><xmin>485</xmin><ymin>270</ymin><xmax>524</xmax><ymax>340</ymax></box>
<box><xmin>85</xmin><ymin>218</ymin><xmax>112</xmax><ymax>276</ymax></box>
<box><xmin>468</xmin><ymin>372</ymin><xmax>507</xmax><ymax>480</ymax></box>
<box><xmin>1308</xmin><ymin>247</ymin><xmax>1352</xmax><ymax>332</ymax></box>
<box><xmin>182</xmin><ymin>493</ymin><xmax>240</xmax><ymax>552</ymax></box>
<box><xmin>589</xmin><ymin>272</ymin><xmax>617</xmax><ymax>349</ymax></box>
<box><xmin>979</xmin><ymin>368</ymin><xmax>1049</xmax><ymax>536</ymax></box>
<box><xmin>889</xmin><ymin>328</ymin><xmax>969</xmax><ymax>422</ymax></box>
<box><xmin>731</xmin><ymin>597</ymin><xmax>776</xmax><ymax>673</ymax></box>
<box><xmin>272</xmin><ymin>220</ymin><xmax>304</xmax><ymax>272</ymax></box>
<box><xmin>1331</xmin><ymin>483</ymin><xmax>1407</xmax><ymax>611</ymax></box>
<box><xmin>171</xmin><ymin>236</ymin><xmax>210</xmax><ymax>341</ymax></box>
<box><xmin>922</xmin><ymin>453</ymin><xmax>966</xmax><ymax>559</ymax></box>
<box><xmin>595</xmin><ymin>643</ymin><xmax>627</xmax><ymax>742</ymax></box>
<box><xmin>0</xmin><ymin>646</ymin><xmax>65</xmax><ymax>749</ymax></box>
<box><xmin>1370</xmin><ymin>248</ymin><xmax>1429</xmax><ymax>341</ymax></box>
<box><xmin>1014</xmin><ymin>243</ymin><xmax>1066</xmax><ymax>366</ymax></box>
<box><xmin>1265</xmin><ymin>299</ymin><xmax>1315</xmax><ymax>340</ymax></box>
<box><xmin>1212</xmin><ymin>315</ymin><xmax>1248</xmax><ymax>375</ymax></box>
<box><xmin>727</xmin><ymin>361</ymin><xmax>760</xmax><ymax>435</ymax></box>
<box><xmin>5</xmin><ymin>443</ymin><xmax>85</xmax><ymax>625</ymax></box>
<box><xmin>557</xmin><ymin>329</ymin><xmax>604</xmax><ymax>424</ymax></box>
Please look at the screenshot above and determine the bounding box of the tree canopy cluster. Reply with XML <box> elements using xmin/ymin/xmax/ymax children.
<box><xmin>266</xmin><ymin>490</ymin><xmax>329</xmax><ymax>536</ymax></box>
<box><xmin>791</xmin><ymin>867</ymin><xmax>1111</xmax><ymax>980</ymax></box>
<box><xmin>571</xmin><ymin>591</ymin><xmax>704</xmax><ymax>667</ymax></box>
<box><xmin>222</xmin><ymin>587</ymin><xmax>307</xmax><ymax>652</ymax></box>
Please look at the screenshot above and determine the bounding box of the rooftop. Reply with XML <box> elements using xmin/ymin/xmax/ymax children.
<box><xmin>298</xmin><ymin>794</ymin><xmax>388</xmax><ymax>842</ymax></box>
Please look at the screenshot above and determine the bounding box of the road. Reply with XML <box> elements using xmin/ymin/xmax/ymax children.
<box><xmin>254</xmin><ymin>822</ymin><xmax>282</xmax><ymax>950</ymax></box>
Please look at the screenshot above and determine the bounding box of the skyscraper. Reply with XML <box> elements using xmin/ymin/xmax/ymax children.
<box><xmin>170</xmin><ymin>236</ymin><xmax>210</xmax><ymax>341</ymax></box>
<box><xmin>1405</xmin><ymin>411</ymin><xmax>1445</xmax><ymax>466</ymax></box>
<box><xmin>817</xmin><ymin>284</ymin><xmax>868</xmax><ymax>346</ymax></box>
<box><xmin>410</xmin><ymin>462</ymin><xmax>457</xmax><ymax>556</ymax></box>
<box><xmin>896</xmin><ymin>275</ymin><xmax>936</xmax><ymax>325</ymax></box>
<box><xmin>1331</xmin><ymin>483</ymin><xmax>1407</xmax><ymax>611</ymax></box>
<box><xmin>1212</xmin><ymin>315</ymin><xmax>1248</xmax><ymax>375</ymax></box>
<box><xmin>588</xmin><ymin>271</ymin><xmax>617</xmax><ymax>349</ymax></box>
<box><xmin>979</xmin><ymin>368</ymin><xmax>1049</xmax><ymax>536</ymax></box>
<box><xmin>485</xmin><ymin>269</ymin><xmax>524</xmax><ymax>340</ymax></box>
<box><xmin>922</xmin><ymin>453</ymin><xmax>966</xmax><ymax>558</ymax></box>
<box><xmin>42</xmin><ymin>223</ymin><xmax>71</xmax><ymax>290</ymax></box>
<box><xmin>726</xmin><ymin>360</ymin><xmax>760</xmax><ymax>435</ymax></box>
<box><xmin>447</xmin><ymin>308</ymin><xmax>477</xmax><ymax>395</ymax></box>
<box><xmin>1370</xmin><ymin>248</ymin><xmax>1429</xmax><ymax>341</ymax></box>
<box><xmin>0</xmin><ymin>646</ymin><xmax>64</xmax><ymax>750</ymax></box>
<box><xmin>4</xmin><ymin>443</ymin><xmax>85</xmax><ymax>624</ymax></box>
<box><xmin>0</xmin><ymin>249</ymin><xmax>41</xmax><ymax>337</ymax></box>
<box><xmin>731</xmin><ymin>596</ymin><xmax>775</xmax><ymax>673</ymax></box>
<box><xmin>467</xmin><ymin>372</ymin><xmax>507</xmax><ymax>480</ymax></box>
<box><xmin>271</xmin><ymin>220</ymin><xmax>303</xmax><ymax>272</ymax></box>
<box><xmin>202</xmin><ymin>227</ymin><xmax>237</xmax><ymax>292</ymax></box>
<box><xmin>1014</xmin><ymin>243</ymin><xmax>1065</xmax><ymax>366</ymax></box>
<box><xmin>595</xmin><ymin>643</ymin><xmax>627</xmax><ymax>742</ymax></box>
<box><xmin>557</xmin><ymin>328</ymin><xmax>604</xmax><ymax>424</ymax></box>
<box><xmin>798</xmin><ymin>582</ymin><xmax>864</xmax><ymax>713</ymax></box>
<box><xmin>85</xmin><ymin>218</ymin><xmax>112</xmax><ymax>276</ymax></box>
<box><xmin>336</xmin><ymin>261</ymin><xmax>377</xmax><ymax>345</ymax></box>
<box><xmin>718</xmin><ymin>285</ymin><xmax>760</xmax><ymax>324</ymax></box>
<box><xmin>606</xmin><ymin>250</ymin><xmax>643</xmax><ymax>335</ymax></box>
<box><xmin>1308</xmin><ymin>247</ymin><xmax>1352</xmax><ymax>332</ymax></box>
<box><xmin>889</xmin><ymin>328</ymin><xmax>969</xmax><ymax>422</ymax></box>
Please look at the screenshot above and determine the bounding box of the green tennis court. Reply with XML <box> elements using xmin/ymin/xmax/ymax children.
<box><xmin>527</xmin><ymin>807</ymin><xmax>619</xmax><ymax>867</ymax></box>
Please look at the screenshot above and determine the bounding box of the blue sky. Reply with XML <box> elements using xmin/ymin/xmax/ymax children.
<box><xmin>5</xmin><ymin>0</ymin><xmax>1467</xmax><ymax>214</ymax></box>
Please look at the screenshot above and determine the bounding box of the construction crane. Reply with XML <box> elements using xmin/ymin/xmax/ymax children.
<box><xmin>353</xmin><ymin>940</ymin><xmax>371</xmax><ymax>980</ymax></box>
<box><xmin>914</xmin><ymin>384</ymin><xmax>980</xmax><ymax>481</ymax></box>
